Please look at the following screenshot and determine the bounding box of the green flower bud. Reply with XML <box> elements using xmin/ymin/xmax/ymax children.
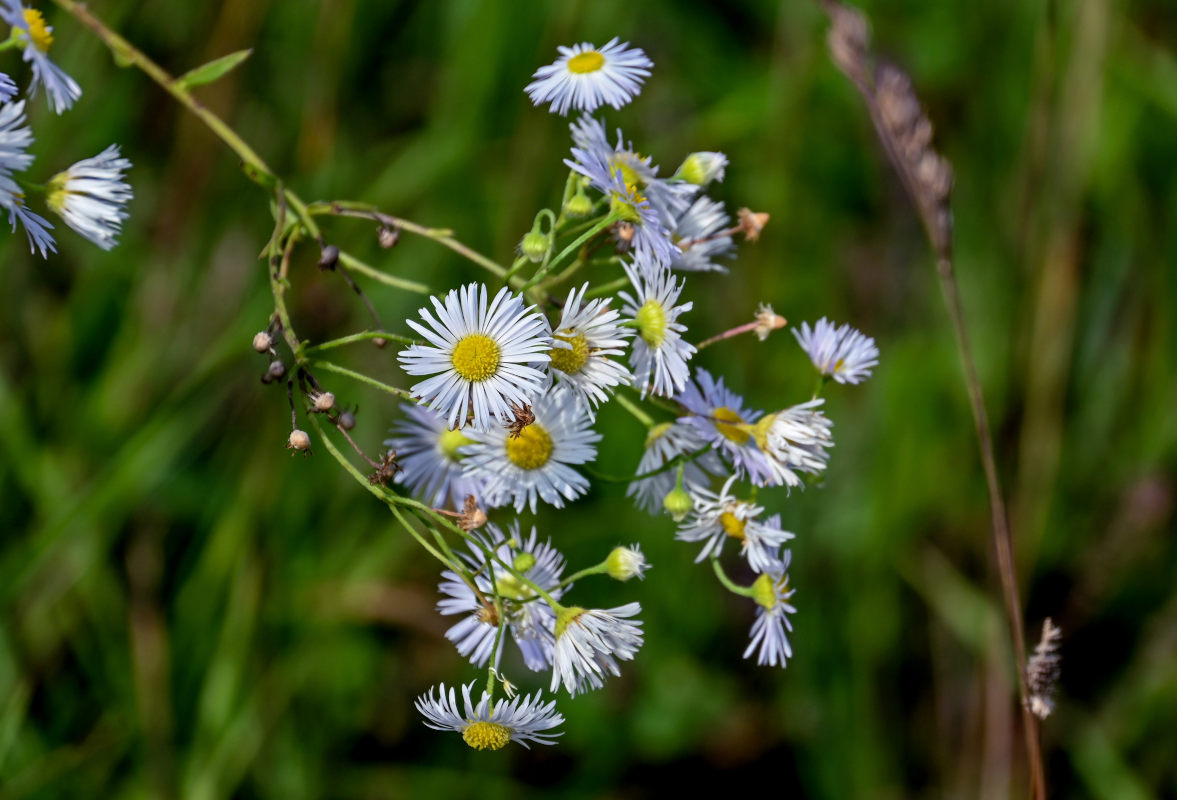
<box><xmin>674</xmin><ymin>151</ymin><xmax>728</xmax><ymax>186</ymax></box>
<box><xmin>606</xmin><ymin>545</ymin><xmax>649</xmax><ymax>581</ymax></box>
<box><xmin>520</xmin><ymin>230</ymin><xmax>550</xmax><ymax>263</ymax></box>
<box><xmin>513</xmin><ymin>552</ymin><xmax>537</xmax><ymax>573</ymax></box>
<box><xmin>563</xmin><ymin>189</ymin><xmax>594</xmax><ymax>218</ymax></box>
<box><xmin>662</xmin><ymin>484</ymin><xmax>693</xmax><ymax>521</ymax></box>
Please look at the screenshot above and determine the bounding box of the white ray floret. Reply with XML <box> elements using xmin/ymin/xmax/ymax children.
<box><xmin>619</xmin><ymin>254</ymin><xmax>695</xmax><ymax>398</ymax></box>
<box><xmin>0</xmin><ymin>73</ymin><xmax>15</xmax><ymax>103</ymax></box>
<box><xmin>525</xmin><ymin>38</ymin><xmax>652</xmax><ymax>115</ymax></box>
<box><xmin>550</xmin><ymin>603</ymin><xmax>644</xmax><ymax>696</ymax></box>
<box><xmin>677</xmin><ymin>367</ymin><xmax>780</xmax><ymax>487</ymax></box>
<box><xmin>398</xmin><ymin>283</ymin><xmax>552</xmax><ymax>430</ymax></box>
<box><xmin>626</xmin><ymin>420</ymin><xmax>721</xmax><ymax>514</ymax></box>
<box><xmin>674</xmin><ymin>151</ymin><xmax>728</xmax><ymax>187</ymax></box>
<box><xmin>437</xmin><ymin>521</ymin><xmax>567</xmax><ymax>671</ymax></box>
<box><xmin>46</xmin><ymin>144</ymin><xmax>132</xmax><ymax>250</ymax></box>
<box><xmin>416</xmin><ymin>682</ymin><xmax>564</xmax><ymax>750</ymax></box>
<box><xmin>0</xmin><ymin>1</ymin><xmax>81</xmax><ymax>114</ymax></box>
<box><xmin>461</xmin><ymin>384</ymin><xmax>600</xmax><ymax>513</ymax></box>
<box><xmin>744</xmin><ymin>549</ymin><xmax>798</xmax><ymax>668</ymax></box>
<box><xmin>752</xmin><ymin>399</ymin><xmax>835</xmax><ymax>489</ymax></box>
<box><xmin>547</xmin><ymin>282</ymin><xmax>632</xmax><ymax>417</ymax></box>
<box><xmin>677</xmin><ymin>475</ymin><xmax>795</xmax><ymax>572</ymax></box>
<box><xmin>0</xmin><ymin>100</ymin><xmax>54</xmax><ymax>256</ymax></box>
<box><xmin>793</xmin><ymin>317</ymin><xmax>880</xmax><ymax>385</ymax></box>
<box><xmin>385</xmin><ymin>402</ymin><xmax>485</xmax><ymax>509</ymax></box>
<box><xmin>670</xmin><ymin>195</ymin><xmax>735</xmax><ymax>273</ymax></box>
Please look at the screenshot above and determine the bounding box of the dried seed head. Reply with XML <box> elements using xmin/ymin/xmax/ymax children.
<box><xmin>826</xmin><ymin>2</ymin><xmax>871</xmax><ymax>88</ymax></box>
<box><xmin>287</xmin><ymin>429</ymin><xmax>311</xmax><ymax>453</ymax></box>
<box><xmin>458</xmin><ymin>495</ymin><xmax>487</xmax><ymax>532</ymax></box>
<box><xmin>737</xmin><ymin>208</ymin><xmax>770</xmax><ymax>242</ymax></box>
<box><xmin>368</xmin><ymin>450</ymin><xmax>403</xmax><ymax>487</ymax></box>
<box><xmin>267</xmin><ymin>360</ymin><xmax>287</xmax><ymax>380</ymax></box>
<box><xmin>504</xmin><ymin>403</ymin><xmax>535</xmax><ymax>440</ymax></box>
<box><xmin>378</xmin><ymin>226</ymin><xmax>399</xmax><ymax>249</ymax></box>
<box><xmin>318</xmin><ymin>244</ymin><xmax>340</xmax><ymax>271</ymax></box>
<box><xmin>252</xmin><ymin>331</ymin><xmax>273</xmax><ymax>353</ymax></box>
<box><xmin>753</xmin><ymin>303</ymin><xmax>787</xmax><ymax>341</ymax></box>
<box><xmin>1025</xmin><ymin>618</ymin><xmax>1062</xmax><ymax>720</ymax></box>
<box><xmin>338</xmin><ymin>409</ymin><xmax>357</xmax><ymax>430</ymax></box>
<box><xmin>311</xmin><ymin>391</ymin><xmax>336</xmax><ymax>413</ymax></box>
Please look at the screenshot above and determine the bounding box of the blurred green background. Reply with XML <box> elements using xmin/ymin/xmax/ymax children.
<box><xmin>1</xmin><ymin>0</ymin><xmax>1175</xmax><ymax>797</ymax></box>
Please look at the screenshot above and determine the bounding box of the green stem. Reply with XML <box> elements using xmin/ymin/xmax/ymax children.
<box><xmin>521</xmin><ymin>213</ymin><xmax>620</xmax><ymax>291</ymax></box>
<box><xmin>614</xmin><ymin>392</ymin><xmax>655</xmax><ymax>427</ymax></box>
<box><xmin>711</xmin><ymin>558</ymin><xmax>755</xmax><ymax>598</ymax></box>
<box><xmin>554</xmin><ymin>562</ymin><xmax>609</xmax><ymax>590</ymax></box>
<box><xmin>302</xmin><ymin>330</ymin><xmax>419</xmax><ymax>353</ymax></box>
<box><xmin>584</xmin><ymin>276</ymin><xmax>631</xmax><ymax>299</ymax></box>
<box><xmin>812</xmin><ymin>374</ymin><xmax>828</xmax><ymax>400</ymax></box>
<box><xmin>306</xmin><ymin>359</ymin><xmax>414</xmax><ymax>401</ymax></box>
<box><xmin>337</xmin><ymin>251</ymin><xmax>431</xmax><ymax>294</ymax></box>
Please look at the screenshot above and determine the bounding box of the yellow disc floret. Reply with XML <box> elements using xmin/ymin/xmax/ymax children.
<box><xmin>635</xmin><ymin>299</ymin><xmax>667</xmax><ymax>347</ymax></box>
<box><xmin>462</xmin><ymin>721</ymin><xmax>512</xmax><ymax>751</ymax></box>
<box><xmin>22</xmin><ymin>9</ymin><xmax>54</xmax><ymax>53</ymax></box>
<box><xmin>438</xmin><ymin>428</ymin><xmax>474</xmax><ymax>462</ymax></box>
<box><xmin>549</xmin><ymin>331</ymin><xmax>590</xmax><ymax>374</ymax></box>
<box><xmin>567</xmin><ymin>50</ymin><xmax>605</xmax><ymax>74</ymax></box>
<box><xmin>450</xmin><ymin>333</ymin><xmax>501</xmax><ymax>382</ymax></box>
<box><xmin>712</xmin><ymin>406</ymin><xmax>750</xmax><ymax>444</ymax></box>
<box><xmin>719</xmin><ymin>510</ymin><xmax>746</xmax><ymax>540</ymax></box>
<box><xmin>505</xmin><ymin>423</ymin><xmax>553</xmax><ymax>470</ymax></box>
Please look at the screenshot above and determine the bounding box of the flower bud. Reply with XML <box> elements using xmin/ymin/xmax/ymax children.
<box><xmin>338</xmin><ymin>409</ymin><xmax>357</xmax><ymax>430</ymax></box>
<box><xmin>563</xmin><ymin>189</ymin><xmax>593</xmax><ymax>218</ymax></box>
<box><xmin>287</xmin><ymin>429</ymin><xmax>311</xmax><ymax>452</ymax></box>
<box><xmin>378</xmin><ymin>226</ymin><xmax>399</xmax><ymax>249</ymax></box>
<box><xmin>606</xmin><ymin>545</ymin><xmax>649</xmax><ymax>581</ymax></box>
<box><xmin>513</xmin><ymin>552</ymin><xmax>537</xmax><ymax>573</ymax></box>
<box><xmin>519</xmin><ymin>230</ymin><xmax>551</xmax><ymax>263</ymax></box>
<box><xmin>662</xmin><ymin>484</ymin><xmax>693</xmax><ymax>522</ymax></box>
<box><xmin>252</xmin><ymin>331</ymin><xmax>273</xmax><ymax>353</ymax></box>
<box><xmin>674</xmin><ymin>151</ymin><xmax>728</xmax><ymax>186</ymax></box>
<box><xmin>312</xmin><ymin>391</ymin><xmax>335</xmax><ymax>413</ymax></box>
<box><xmin>318</xmin><ymin>244</ymin><xmax>339</xmax><ymax>270</ymax></box>
<box><xmin>267</xmin><ymin>360</ymin><xmax>286</xmax><ymax>380</ymax></box>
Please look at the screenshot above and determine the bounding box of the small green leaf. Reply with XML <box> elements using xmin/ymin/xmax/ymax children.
<box><xmin>175</xmin><ymin>49</ymin><xmax>252</xmax><ymax>90</ymax></box>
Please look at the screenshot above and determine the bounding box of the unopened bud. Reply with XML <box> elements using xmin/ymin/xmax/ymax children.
<box><xmin>378</xmin><ymin>226</ymin><xmax>399</xmax><ymax>249</ymax></box>
<box><xmin>252</xmin><ymin>331</ymin><xmax>273</xmax><ymax>353</ymax></box>
<box><xmin>563</xmin><ymin>190</ymin><xmax>593</xmax><ymax>218</ymax></box>
<box><xmin>311</xmin><ymin>391</ymin><xmax>336</xmax><ymax>413</ymax></box>
<box><xmin>338</xmin><ymin>409</ymin><xmax>357</xmax><ymax>430</ymax></box>
<box><xmin>675</xmin><ymin>151</ymin><xmax>728</xmax><ymax>186</ymax></box>
<box><xmin>606</xmin><ymin>545</ymin><xmax>649</xmax><ymax>581</ymax></box>
<box><xmin>318</xmin><ymin>244</ymin><xmax>339</xmax><ymax>271</ymax></box>
<box><xmin>513</xmin><ymin>552</ymin><xmax>537</xmax><ymax>573</ymax></box>
<box><xmin>519</xmin><ymin>230</ymin><xmax>551</xmax><ymax>263</ymax></box>
<box><xmin>267</xmin><ymin>360</ymin><xmax>286</xmax><ymax>380</ymax></box>
<box><xmin>287</xmin><ymin>429</ymin><xmax>311</xmax><ymax>452</ymax></box>
<box><xmin>662</xmin><ymin>485</ymin><xmax>693</xmax><ymax>522</ymax></box>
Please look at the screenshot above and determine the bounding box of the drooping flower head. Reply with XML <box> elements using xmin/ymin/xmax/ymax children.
<box><xmin>0</xmin><ymin>99</ymin><xmax>54</xmax><ymax>256</ymax></box>
<box><xmin>398</xmin><ymin>283</ymin><xmax>552</xmax><ymax>430</ymax></box>
<box><xmin>669</xmin><ymin>195</ymin><xmax>735</xmax><ymax>273</ymax></box>
<box><xmin>619</xmin><ymin>255</ymin><xmax>696</xmax><ymax>398</ymax></box>
<box><xmin>437</xmin><ymin>521</ymin><xmax>567</xmax><ymax>671</ymax></box>
<box><xmin>550</xmin><ymin>602</ymin><xmax>644</xmax><ymax>696</ymax></box>
<box><xmin>744</xmin><ymin>548</ymin><xmax>797</xmax><ymax>668</ymax></box>
<box><xmin>674</xmin><ymin>151</ymin><xmax>728</xmax><ymax>187</ymax></box>
<box><xmin>0</xmin><ymin>1</ymin><xmax>81</xmax><ymax>114</ymax></box>
<box><xmin>461</xmin><ymin>384</ymin><xmax>600</xmax><ymax>513</ymax></box>
<box><xmin>749</xmin><ymin>399</ymin><xmax>834</xmax><ymax>489</ymax></box>
<box><xmin>416</xmin><ymin>682</ymin><xmax>564</xmax><ymax>750</ymax></box>
<box><xmin>525</xmin><ymin>38</ymin><xmax>652</xmax><ymax>115</ymax></box>
<box><xmin>677</xmin><ymin>475</ymin><xmax>795</xmax><ymax>572</ymax></box>
<box><xmin>626</xmin><ymin>419</ymin><xmax>720</xmax><ymax>514</ymax></box>
<box><xmin>547</xmin><ymin>282</ymin><xmax>632</xmax><ymax>417</ymax></box>
<box><xmin>793</xmin><ymin>317</ymin><xmax>879</xmax><ymax>385</ymax></box>
<box><xmin>677</xmin><ymin>367</ymin><xmax>780</xmax><ymax>487</ymax></box>
<box><xmin>46</xmin><ymin>144</ymin><xmax>132</xmax><ymax>250</ymax></box>
<box><xmin>385</xmin><ymin>402</ymin><xmax>485</xmax><ymax>509</ymax></box>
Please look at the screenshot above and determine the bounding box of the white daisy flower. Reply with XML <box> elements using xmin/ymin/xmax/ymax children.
<box><xmin>547</xmin><ymin>282</ymin><xmax>632</xmax><ymax>417</ymax></box>
<box><xmin>793</xmin><ymin>317</ymin><xmax>880</xmax><ymax>384</ymax></box>
<box><xmin>45</xmin><ymin>144</ymin><xmax>132</xmax><ymax>250</ymax></box>
<box><xmin>677</xmin><ymin>475</ymin><xmax>795</xmax><ymax>572</ymax></box>
<box><xmin>0</xmin><ymin>1</ymin><xmax>81</xmax><ymax>114</ymax></box>
<box><xmin>626</xmin><ymin>420</ymin><xmax>720</xmax><ymax>514</ymax></box>
<box><xmin>670</xmin><ymin>195</ymin><xmax>735</xmax><ymax>273</ymax></box>
<box><xmin>674</xmin><ymin>151</ymin><xmax>728</xmax><ymax>186</ymax></box>
<box><xmin>751</xmin><ymin>399</ymin><xmax>834</xmax><ymax>489</ymax></box>
<box><xmin>0</xmin><ymin>100</ymin><xmax>54</xmax><ymax>257</ymax></box>
<box><xmin>525</xmin><ymin>38</ymin><xmax>652</xmax><ymax>115</ymax></box>
<box><xmin>550</xmin><ymin>602</ymin><xmax>644</xmax><ymax>696</ymax></box>
<box><xmin>416</xmin><ymin>682</ymin><xmax>564</xmax><ymax>750</ymax></box>
<box><xmin>461</xmin><ymin>384</ymin><xmax>600</xmax><ymax>513</ymax></box>
<box><xmin>437</xmin><ymin>521</ymin><xmax>567</xmax><ymax>671</ymax></box>
<box><xmin>619</xmin><ymin>255</ymin><xmax>695</xmax><ymax>398</ymax></box>
<box><xmin>385</xmin><ymin>402</ymin><xmax>485</xmax><ymax>509</ymax></box>
<box><xmin>677</xmin><ymin>367</ymin><xmax>780</xmax><ymax>487</ymax></box>
<box><xmin>745</xmin><ymin>550</ymin><xmax>797</xmax><ymax>668</ymax></box>
<box><xmin>398</xmin><ymin>283</ymin><xmax>552</xmax><ymax>431</ymax></box>
<box><xmin>565</xmin><ymin>143</ymin><xmax>679</xmax><ymax>266</ymax></box>
<box><xmin>0</xmin><ymin>73</ymin><xmax>15</xmax><ymax>103</ymax></box>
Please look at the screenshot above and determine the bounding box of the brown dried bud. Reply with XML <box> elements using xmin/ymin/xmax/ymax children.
<box><xmin>311</xmin><ymin>391</ymin><xmax>336</xmax><ymax>413</ymax></box>
<box><xmin>252</xmin><ymin>331</ymin><xmax>273</xmax><ymax>353</ymax></box>
<box><xmin>287</xmin><ymin>429</ymin><xmax>312</xmax><ymax>454</ymax></box>
<box><xmin>458</xmin><ymin>495</ymin><xmax>487</xmax><ymax>532</ymax></box>
<box><xmin>368</xmin><ymin>450</ymin><xmax>403</xmax><ymax>487</ymax></box>
<box><xmin>318</xmin><ymin>244</ymin><xmax>339</xmax><ymax>271</ymax></box>
<box><xmin>378</xmin><ymin>226</ymin><xmax>399</xmax><ymax>249</ymax></box>
<box><xmin>372</xmin><ymin>337</ymin><xmax>388</xmax><ymax>349</ymax></box>
<box><xmin>267</xmin><ymin>360</ymin><xmax>287</xmax><ymax>380</ymax></box>
<box><xmin>338</xmin><ymin>409</ymin><xmax>357</xmax><ymax>430</ymax></box>
<box><xmin>736</xmin><ymin>208</ymin><xmax>770</xmax><ymax>242</ymax></box>
<box><xmin>753</xmin><ymin>303</ymin><xmax>787</xmax><ymax>341</ymax></box>
<box><xmin>504</xmin><ymin>403</ymin><xmax>535</xmax><ymax>440</ymax></box>
<box><xmin>614</xmin><ymin>221</ymin><xmax>635</xmax><ymax>249</ymax></box>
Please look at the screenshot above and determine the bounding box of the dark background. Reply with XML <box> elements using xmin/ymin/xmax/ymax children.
<box><xmin>0</xmin><ymin>0</ymin><xmax>1174</xmax><ymax>797</ymax></box>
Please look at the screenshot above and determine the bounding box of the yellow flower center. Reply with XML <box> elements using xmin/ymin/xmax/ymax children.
<box><xmin>712</xmin><ymin>406</ymin><xmax>750</xmax><ymax>444</ymax></box>
<box><xmin>549</xmin><ymin>331</ymin><xmax>590</xmax><ymax>374</ymax></box>
<box><xmin>554</xmin><ymin>606</ymin><xmax>586</xmax><ymax>639</ymax></box>
<box><xmin>567</xmin><ymin>50</ymin><xmax>605</xmax><ymax>74</ymax></box>
<box><xmin>645</xmin><ymin>421</ymin><xmax>672</xmax><ymax>448</ymax></box>
<box><xmin>494</xmin><ymin>572</ymin><xmax>536</xmax><ymax>602</ymax></box>
<box><xmin>751</xmin><ymin>574</ymin><xmax>777</xmax><ymax>609</ymax></box>
<box><xmin>22</xmin><ymin>9</ymin><xmax>53</xmax><ymax>53</ymax></box>
<box><xmin>438</xmin><ymin>428</ymin><xmax>473</xmax><ymax>462</ymax></box>
<box><xmin>450</xmin><ymin>333</ymin><xmax>501</xmax><ymax>382</ymax></box>
<box><xmin>635</xmin><ymin>299</ymin><xmax>666</xmax><ymax>347</ymax></box>
<box><xmin>610</xmin><ymin>157</ymin><xmax>645</xmax><ymax>189</ymax></box>
<box><xmin>505</xmin><ymin>423</ymin><xmax>553</xmax><ymax>470</ymax></box>
<box><xmin>719</xmin><ymin>511</ymin><xmax>746</xmax><ymax>540</ymax></box>
<box><xmin>462</xmin><ymin>721</ymin><xmax>512</xmax><ymax>751</ymax></box>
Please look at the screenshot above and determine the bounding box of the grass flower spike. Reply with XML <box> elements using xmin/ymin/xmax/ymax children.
<box><xmin>526</xmin><ymin>38</ymin><xmax>652</xmax><ymax>115</ymax></box>
<box><xmin>399</xmin><ymin>283</ymin><xmax>553</xmax><ymax>430</ymax></box>
<box><xmin>416</xmin><ymin>682</ymin><xmax>564</xmax><ymax>750</ymax></box>
<box><xmin>46</xmin><ymin>144</ymin><xmax>132</xmax><ymax>250</ymax></box>
<box><xmin>793</xmin><ymin>317</ymin><xmax>879</xmax><ymax>384</ymax></box>
<box><xmin>1</xmin><ymin>0</ymin><xmax>81</xmax><ymax>114</ymax></box>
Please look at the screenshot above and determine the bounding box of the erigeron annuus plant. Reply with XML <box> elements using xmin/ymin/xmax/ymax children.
<box><xmin>17</xmin><ymin>4</ymin><xmax>886</xmax><ymax>752</ymax></box>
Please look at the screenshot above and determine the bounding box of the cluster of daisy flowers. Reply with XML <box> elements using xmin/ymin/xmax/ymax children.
<box><xmin>359</xmin><ymin>38</ymin><xmax>881</xmax><ymax>750</ymax></box>
<box><xmin>0</xmin><ymin>1</ymin><xmax>133</xmax><ymax>256</ymax></box>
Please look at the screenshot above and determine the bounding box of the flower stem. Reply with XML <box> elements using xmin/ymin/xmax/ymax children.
<box><xmin>710</xmin><ymin>558</ymin><xmax>755</xmax><ymax>598</ymax></box>
<box><xmin>521</xmin><ymin>212</ymin><xmax>620</xmax><ymax>291</ymax></box>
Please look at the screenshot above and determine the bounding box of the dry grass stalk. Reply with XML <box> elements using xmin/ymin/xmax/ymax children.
<box><xmin>1025</xmin><ymin>619</ymin><xmax>1062</xmax><ymax>720</ymax></box>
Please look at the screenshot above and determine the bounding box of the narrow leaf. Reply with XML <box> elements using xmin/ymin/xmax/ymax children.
<box><xmin>175</xmin><ymin>49</ymin><xmax>253</xmax><ymax>90</ymax></box>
